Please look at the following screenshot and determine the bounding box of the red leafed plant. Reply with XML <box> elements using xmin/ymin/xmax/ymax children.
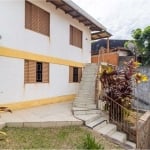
<box><xmin>100</xmin><ymin>59</ymin><xmax>148</xmax><ymax>121</ymax></box>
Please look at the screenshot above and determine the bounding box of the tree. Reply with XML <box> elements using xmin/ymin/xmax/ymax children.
<box><xmin>124</xmin><ymin>40</ymin><xmax>138</xmax><ymax>60</ymax></box>
<box><xmin>132</xmin><ymin>26</ymin><xmax>150</xmax><ymax>65</ymax></box>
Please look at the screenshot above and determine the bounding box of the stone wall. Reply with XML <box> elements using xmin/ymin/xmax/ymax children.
<box><xmin>134</xmin><ymin>66</ymin><xmax>150</xmax><ymax>110</ymax></box>
<box><xmin>137</xmin><ymin>111</ymin><xmax>150</xmax><ymax>149</ymax></box>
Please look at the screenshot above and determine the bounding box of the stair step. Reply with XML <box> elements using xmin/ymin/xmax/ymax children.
<box><xmin>73</xmin><ymin>100</ymin><xmax>95</xmax><ymax>103</ymax></box>
<box><xmin>78</xmin><ymin>92</ymin><xmax>95</xmax><ymax>95</ymax></box>
<box><xmin>82</xmin><ymin>75</ymin><xmax>96</xmax><ymax>78</ymax></box>
<box><xmin>86</xmin><ymin>116</ymin><xmax>107</xmax><ymax>128</ymax></box>
<box><xmin>75</xmin><ymin>95</ymin><xmax>95</xmax><ymax>98</ymax></box>
<box><xmin>93</xmin><ymin>121</ymin><xmax>107</xmax><ymax>131</ymax></box>
<box><xmin>125</xmin><ymin>141</ymin><xmax>136</xmax><ymax>148</ymax></box>
<box><xmin>73</xmin><ymin>104</ymin><xmax>96</xmax><ymax>108</ymax></box>
<box><xmin>72</xmin><ymin>105</ymin><xmax>97</xmax><ymax>111</ymax></box>
<box><xmin>74</xmin><ymin>109</ymin><xmax>100</xmax><ymax>115</ymax></box>
<box><xmin>81</xmin><ymin>78</ymin><xmax>96</xmax><ymax>81</ymax></box>
<box><xmin>86</xmin><ymin>114</ymin><xmax>102</xmax><ymax>124</ymax></box>
<box><xmin>74</xmin><ymin>98</ymin><xmax>95</xmax><ymax>102</ymax></box>
<box><xmin>75</xmin><ymin>114</ymin><xmax>99</xmax><ymax>121</ymax></box>
<box><xmin>97</xmin><ymin>123</ymin><xmax>117</xmax><ymax>135</ymax></box>
<box><xmin>110</xmin><ymin>131</ymin><xmax>127</xmax><ymax>143</ymax></box>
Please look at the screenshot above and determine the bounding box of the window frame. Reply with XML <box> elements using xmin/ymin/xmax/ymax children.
<box><xmin>25</xmin><ymin>1</ymin><xmax>50</xmax><ymax>36</ymax></box>
<box><xmin>69</xmin><ymin>66</ymin><xmax>82</xmax><ymax>83</ymax></box>
<box><xmin>24</xmin><ymin>60</ymin><xmax>49</xmax><ymax>84</ymax></box>
<box><xmin>70</xmin><ymin>25</ymin><xmax>82</xmax><ymax>48</ymax></box>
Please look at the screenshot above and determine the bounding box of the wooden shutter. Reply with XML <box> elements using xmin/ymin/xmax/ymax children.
<box><xmin>78</xmin><ymin>67</ymin><xmax>82</xmax><ymax>82</ymax></box>
<box><xmin>77</xmin><ymin>30</ymin><xmax>82</xmax><ymax>48</ymax></box>
<box><xmin>25</xmin><ymin>1</ymin><xmax>50</xmax><ymax>36</ymax></box>
<box><xmin>25</xmin><ymin>1</ymin><xmax>32</xmax><ymax>29</ymax></box>
<box><xmin>70</xmin><ymin>25</ymin><xmax>73</xmax><ymax>45</ymax></box>
<box><xmin>70</xmin><ymin>25</ymin><xmax>82</xmax><ymax>48</ymax></box>
<box><xmin>31</xmin><ymin>4</ymin><xmax>39</xmax><ymax>33</ymax></box>
<box><xmin>42</xmin><ymin>62</ymin><xmax>49</xmax><ymax>83</ymax></box>
<box><xmin>73</xmin><ymin>27</ymin><xmax>78</xmax><ymax>47</ymax></box>
<box><xmin>28</xmin><ymin>60</ymin><xmax>36</xmax><ymax>83</ymax></box>
<box><xmin>39</xmin><ymin>8</ymin><xmax>50</xmax><ymax>36</ymax></box>
<box><xmin>24</xmin><ymin>60</ymin><xmax>29</xmax><ymax>83</ymax></box>
<box><xmin>69</xmin><ymin>66</ymin><xmax>73</xmax><ymax>82</ymax></box>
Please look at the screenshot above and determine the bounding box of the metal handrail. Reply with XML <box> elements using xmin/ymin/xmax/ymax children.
<box><xmin>103</xmin><ymin>95</ymin><xmax>137</xmax><ymax>142</ymax></box>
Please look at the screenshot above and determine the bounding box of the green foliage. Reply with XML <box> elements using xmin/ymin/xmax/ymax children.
<box><xmin>80</xmin><ymin>134</ymin><xmax>104</xmax><ymax>150</ymax></box>
<box><xmin>131</xmin><ymin>26</ymin><xmax>150</xmax><ymax>65</ymax></box>
<box><xmin>0</xmin><ymin>127</ymin><xmax>121</xmax><ymax>149</ymax></box>
<box><xmin>0</xmin><ymin>107</ymin><xmax>12</xmax><ymax>140</ymax></box>
<box><xmin>132</xmin><ymin>28</ymin><xmax>142</xmax><ymax>40</ymax></box>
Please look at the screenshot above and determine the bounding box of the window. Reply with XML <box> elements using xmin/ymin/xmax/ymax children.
<box><xmin>24</xmin><ymin>60</ymin><xmax>49</xmax><ymax>83</ymax></box>
<box><xmin>69</xmin><ymin>66</ymin><xmax>82</xmax><ymax>82</ymax></box>
<box><xmin>36</xmin><ymin>62</ymin><xmax>42</xmax><ymax>82</ymax></box>
<box><xmin>70</xmin><ymin>25</ymin><xmax>82</xmax><ymax>48</ymax></box>
<box><xmin>25</xmin><ymin>1</ymin><xmax>50</xmax><ymax>36</ymax></box>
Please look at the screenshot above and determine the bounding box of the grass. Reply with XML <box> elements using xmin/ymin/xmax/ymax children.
<box><xmin>0</xmin><ymin>126</ymin><xmax>123</xmax><ymax>149</ymax></box>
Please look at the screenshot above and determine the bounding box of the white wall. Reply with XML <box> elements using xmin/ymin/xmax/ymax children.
<box><xmin>0</xmin><ymin>56</ymin><xmax>78</xmax><ymax>104</ymax></box>
<box><xmin>118</xmin><ymin>51</ymin><xmax>128</xmax><ymax>56</ymax></box>
<box><xmin>0</xmin><ymin>0</ymin><xmax>91</xmax><ymax>63</ymax></box>
<box><xmin>0</xmin><ymin>0</ymin><xmax>91</xmax><ymax>104</ymax></box>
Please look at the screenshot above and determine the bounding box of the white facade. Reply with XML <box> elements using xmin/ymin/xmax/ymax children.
<box><xmin>0</xmin><ymin>0</ymin><xmax>92</xmax><ymax>105</ymax></box>
<box><xmin>117</xmin><ymin>50</ymin><xmax>129</xmax><ymax>56</ymax></box>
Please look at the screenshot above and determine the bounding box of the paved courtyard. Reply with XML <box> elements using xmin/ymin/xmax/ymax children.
<box><xmin>0</xmin><ymin>101</ymin><xmax>82</xmax><ymax>128</ymax></box>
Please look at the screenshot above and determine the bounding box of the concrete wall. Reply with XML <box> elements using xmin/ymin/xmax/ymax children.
<box><xmin>137</xmin><ymin>111</ymin><xmax>150</xmax><ymax>149</ymax></box>
<box><xmin>0</xmin><ymin>0</ymin><xmax>91</xmax><ymax>105</ymax></box>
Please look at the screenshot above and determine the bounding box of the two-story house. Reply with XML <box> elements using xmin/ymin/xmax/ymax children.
<box><xmin>0</xmin><ymin>0</ymin><xmax>110</xmax><ymax>110</ymax></box>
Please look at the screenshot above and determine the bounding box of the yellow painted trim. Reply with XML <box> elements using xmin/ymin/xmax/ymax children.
<box><xmin>0</xmin><ymin>46</ymin><xmax>84</xmax><ymax>67</ymax></box>
<box><xmin>1</xmin><ymin>94</ymin><xmax>76</xmax><ymax>111</ymax></box>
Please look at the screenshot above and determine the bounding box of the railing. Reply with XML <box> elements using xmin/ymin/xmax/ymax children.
<box><xmin>103</xmin><ymin>95</ymin><xmax>137</xmax><ymax>142</ymax></box>
<box><xmin>95</xmin><ymin>63</ymin><xmax>150</xmax><ymax>148</ymax></box>
<box><xmin>95</xmin><ymin>64</ymin><xmax>102</xmax><ymax>109</ymax></box>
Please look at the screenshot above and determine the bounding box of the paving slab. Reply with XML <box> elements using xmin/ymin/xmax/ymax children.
<box><xmin>0</xmin><ymin>101</ymin><xmax>82</xmax><ymax>128</ymax></box>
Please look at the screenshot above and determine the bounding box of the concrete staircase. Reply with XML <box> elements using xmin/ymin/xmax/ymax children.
<box><xmin>72</xmin><ymin>63</ymin><xmax>136</xmax><ymax>149</ymax></box>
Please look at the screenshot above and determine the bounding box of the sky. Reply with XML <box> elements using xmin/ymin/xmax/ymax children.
<box><xmin>72</xmin><ymin>0</ymin><xmax>150</xmax><ymax>40</ymax></box>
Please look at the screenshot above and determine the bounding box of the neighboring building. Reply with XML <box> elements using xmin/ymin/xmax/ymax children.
<box><xmin>91</xmin><ymin>39</ymin><xmax>134</xmax><ymax>65</ymax></box>
<box><xmin>91</xmin><ymin>39</ymin><xmax>132</xmax><ymax>55</ymax></box>
<box><xmin>0</xmin><ymin>0</ymin><xmax>110</xmax><ymax>109</ymax></box>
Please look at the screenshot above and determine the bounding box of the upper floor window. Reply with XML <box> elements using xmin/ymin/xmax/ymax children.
<box><xmin>24</xmin><ymin>60</ymin><xmax>49</xmax><ymax>83</ymax></box>
<box><xmin>70</xmin><ymin>25</ymin><xmax>82</xmax><ymax>48</ymax></box>
<box><xmin>25</xmin><ymin>1</ymin><xmax>50</xmax><ymax>36</ymax></box>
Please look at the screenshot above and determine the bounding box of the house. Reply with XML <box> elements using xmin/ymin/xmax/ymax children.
<box><xmin>91</xmin><ymin>39</ymin><xmax>133</xmax><ymax>55</ymax></box>
<box><xmin>91</xmin><ymin>39</ymin><xmax>134</xmax><ymax>65</ymax></box>
<box><xmin>0</xmin><ymin>0</ymin><xmax>110</xmax><ymax>109</ymax></box>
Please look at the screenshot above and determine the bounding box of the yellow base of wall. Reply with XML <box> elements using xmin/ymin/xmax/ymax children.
<box><xmin>0</xmin><ymin>94</ymin><xmax>76</xmax><ymax>111</ymax></box>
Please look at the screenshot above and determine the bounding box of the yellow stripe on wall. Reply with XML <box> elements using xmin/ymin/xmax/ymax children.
<box><xmin>0</xmin><ymin>46</ymin><xmax>84</xmax><ymax>67</ymax></box>
<box><xmin>0</xmin><ymin>94</ymin><xmax>76</xmax><ymax>111</ymax></box>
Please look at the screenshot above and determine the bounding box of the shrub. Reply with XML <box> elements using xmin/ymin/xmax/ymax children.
<box><xmin>80</xmin><ymin>134</ymin><xmax>104</xmax><ymax>150</ymax></box>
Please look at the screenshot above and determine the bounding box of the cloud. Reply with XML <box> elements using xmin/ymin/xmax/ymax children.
<box><xmin>72</xmin><ymin>0</ymin><xmax>150</xmax><ymax>40</ymax></box>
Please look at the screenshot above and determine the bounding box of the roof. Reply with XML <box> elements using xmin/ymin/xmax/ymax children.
<box><xmin>47</xmin><ymin>0</ymin><xmax>111</xmax><ymax>40</ymax></box>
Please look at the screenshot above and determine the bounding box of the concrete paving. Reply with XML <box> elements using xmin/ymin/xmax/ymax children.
<box><xmin>0</xmin><ymin>101</ymin><xmax>83</xmax><ymax>128</ymax></box>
